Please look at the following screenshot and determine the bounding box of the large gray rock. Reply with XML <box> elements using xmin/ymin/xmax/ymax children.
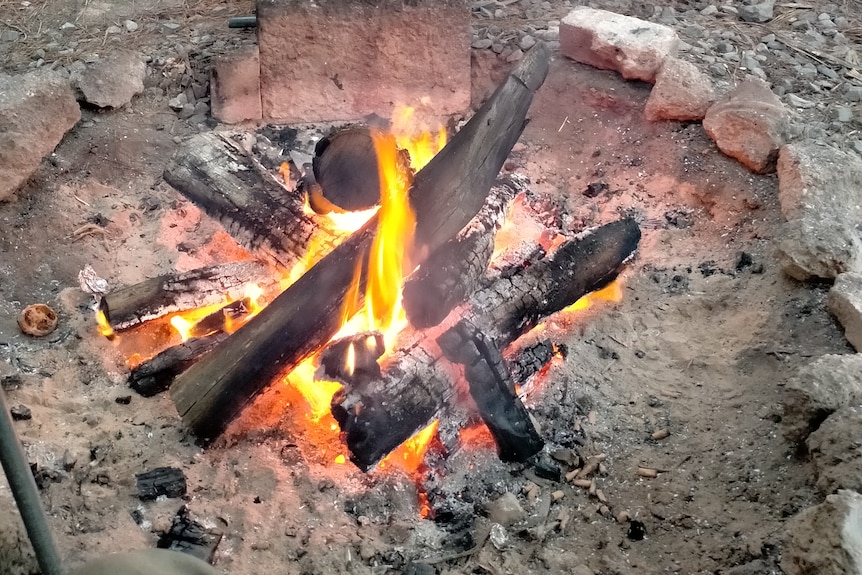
<box><xmin>738</xmin><ymin>0</ymin><xmax>775</xmax><ymax>23</ymax></box>
<box><xmin>829</xmin><ymin>273</ymin><xmax>862</xmax><ymax>352</ymax></box>
<box><xmin>783</xmin><ymin>354</ymin><xmax>862</xmax><ymax>443</ymax></box>
<box><xmin>807</xmin><ymin>406</ymin><xmax>862</xmax><ymax>495</ymax></box>
<box><xmin>702</xmin><ymin>77</ymin><xmax>786</xmax><ymax>173</ymax></box>
<box><xmin>781</xmin><ymin>490</ymin><xmax>862</xmax><ymax>575</ymax></box>
<box><xmin>0</xmin><ymin>70</ymin><xmax>80</xmax><ymax>201</ymax></box>
<box><xmin>559</xmin><ymin>7</ymin><xmax>679</xmax><ymax>83</ymax></box>
<box><xmin>645</xmin><ymin>57</ymin><xmax>714</xmax><ymax>121</ymax></box>
<box><xmin>775</xmin><ymin>143</ymin><xmax>862</xmax><ymax>281</ymax></box>
<box><xmin>71</xmin><ymin>50</ymin><xmax>145</xmax><ymax>108</ymax></box>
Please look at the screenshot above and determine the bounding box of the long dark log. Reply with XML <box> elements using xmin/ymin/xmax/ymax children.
<box><xmin>170</xmin><ymin>42</ymin><xmax>552</xmax><ymax>442</ymax></box>
<box><xmin>163</xmin><ymin>132</ymin><xmax>343</xmax><ymax>271</ymax></box>
<box><xmin>437</xmin><ymin>319</ymin><xmax>544</xmax><ymax>463</ymax></box>
<box><xmin>100</xmin><ymin>261</ymin><xmax>273</xmax><ymax>331</ymax></box>
<box><xmin>333</xmin><ymin>218</ymin><xmax>641</xmax><ymax>468</ymax></box>
<box><xmin>129</xmin><ymin>333</ymin><xmax>230</xmax><ymax>397</ymax></box>
<box><xmin>332</xmin><ymin>220</ymin><xmax>640</xmax><ymax>469</ymax></box>
<box><xmin>402</xmin><ymin>176</ymin><xmax>524</xmax><ymax>329</ymax></box>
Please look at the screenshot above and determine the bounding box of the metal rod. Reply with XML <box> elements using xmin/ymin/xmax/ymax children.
<box><xmin>0</xmin><ymin>389</ymin><xmax>65</xmax><ymax>575</ymax></box>
<box><xmin>228</xmin><ymin>16</ymin><xmax>257</xmax><ymax>28</ymax></box>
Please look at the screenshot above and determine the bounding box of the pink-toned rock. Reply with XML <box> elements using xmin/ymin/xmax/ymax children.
<box><xmin>0</xmin><ymin>70</ymin><xmax>80</xmax><ymax>201</ymax></box>
<box><xmin>782</xmin><ymin>490</ymin><xmax>862</xmax><ymax>575</ymax></box>
<box><xmin>644</xmin><ymin>57</ymin><xmax>714</xmax><ymax>121</ymax></box>
<box><xmin>559</xmin><ymin>7</ymin><xmax>679</xmax><ymax>83</ymax></box>
<box><xmin>828</xmin><ymin>272</ymin><xmax>862</xmax><ymax>352</ymax></box>
<box><xmin>702</xmin><ymin>77</ymin><xmax>786</xmax><ymax>173</ymax></box>
<box><xmin>257</xmin><ymin>0</ymin><xmax>470</xmax><ymax>124</ymax></box>
<box><xmin>210</xmin><ymin>45</ymin><xmax>262</xmax><ymax>124</ymax></box>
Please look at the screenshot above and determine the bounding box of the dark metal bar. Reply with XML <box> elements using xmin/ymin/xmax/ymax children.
<box><xmin>228</xmin><ymin>16</ymin><xmax>257</xmax><ymax>28</ymax></box>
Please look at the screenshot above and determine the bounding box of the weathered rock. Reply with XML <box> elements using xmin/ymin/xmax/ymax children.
<box><xmin>484</xmin><ymin>492</ymin><xmax>526</xmax><ymax>526</ymax></box>
<box><xmin>559</xmin><ymin>7</ymin><xmax>679</xmax><ymax>83</ymax></box>
<box><xmin>783</xmin><ymin>354</ymin><xmax>862</xmax><ymax>443</ymax></box>
<box><xmin>828</xmin><ymin>273</ymin><xmax>862</xmax><ymax>351</ymax></box>
<box><xmin>644</xmin><ymin>57</ymin><xmax>714</xmax><ymax>121</ymax></box>
<box><xmin>775</xmin><ymin>143</ymin><xmax>862</xmax><ymax>281</ymax></box>
<box><xmin>738</xmin><ymin>0</ymin><xmax>774</xmax><ymax>23</ymax></box>
<box><xmin>210</xmin><ymin>45</ymin><xmax>261</xmax><ymax>124</ymax></box>
<box><xmin>71</xmin><ymin>50</ymin><xmax>145</xmax><ymax>108</ymax></box>
<box><xmin>702</xmin><ymin>77</ymin><xmax>786</xmax><ymax>173</ymax></box>
<box><xmin>807</xmin><ymin>406</ymin><xmax>862</xmax><ymax>494</ymax></box>
<box><xmin>0</xmin><ymin>70</ymin><xmax>80</xmax><ymax>201</ymax></box>
<box><xmin>781</xmin><ymin>490</ymin><xmax>862</xmax><ymax>575</ymax></box>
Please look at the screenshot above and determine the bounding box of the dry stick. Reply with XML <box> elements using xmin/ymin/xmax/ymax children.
<box><xmin>170</xmin><ymin>43</ymin><xmax>552</xmax><ymax>441</ymax></box>
<box><xmin>0</xmin><ymin>390</ymin><xmax>64</xmax><ymax>575</ymax></box>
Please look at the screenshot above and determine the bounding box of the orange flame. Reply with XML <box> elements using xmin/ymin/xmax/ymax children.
<box><xmin>285</xmin><ymin>357</ymin><xmax>342</xmax><ymax>422</ymax></box>
<box><xmin>95</xmin><ymin>309</ymin><xmax>115</xmax><ymax>339</ymax></box>
<box><xmin>379</xmin><ymin>419</ymin><xmax>439</xmax><ymax>475</ymax></box>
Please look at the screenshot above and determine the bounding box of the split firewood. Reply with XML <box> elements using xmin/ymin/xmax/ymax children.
<box><xmin>402</xmin><ymin>175</ymin><xmax>524</xmax><ymax>329</ymax></box>
<box><xmin>163</xmin><ymin>132</ymin><xmax>344</xmax><ymax>271</ymax></box>
<box><xmin>101</xmin><ymin>261</ymin><xmax>274</xmax><ymax>331</ymax></box>
<box><xmin>171</xmin><ymin>42</ymin><xmax>552</xmax><ymax>442</ymax></box>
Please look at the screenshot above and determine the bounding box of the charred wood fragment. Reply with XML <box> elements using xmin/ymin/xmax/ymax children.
<box><xmin>402</xmin><ymin>176</ymin><xmax>525</xmax><ymax>329</ymax></box>
<box><xmin>318</xmin><ymin>331</ymin><xmax>385</xmax><ymax>384</ymax></box>
<box><xmin>157</xmin><ymin>506</ymin><xmax>222</xmax><ymax>565</ymax></box>
<box><xmin>100</xmin><ymin>261</ymin><xmax>272</xmax><ymax>331</ymax></box>
<box><xmin>163</xmin><ymin>131</ymin><xmax>343</xmax><ymax>271</ymax></box>
<box><xmin>437</xmin><ymin>320</ymin><xmax>544</xmax><ymax>462</ymax></box>
<box><xmin>129</xmin><ymin>333</ymin><xmax>230</xmax><ymax>397</ymax></box>
<box><xmin>310</xmin><ymin>126</ymin><xmax>382</xmax><ymax>213</ymax></box>
<box><xmin>170</xmin><ymin>43</ymin><xmax>552</xmax><ymax>442</ymax></box>
<box><xmin>509</xmin><ymin>339</ymin><xmax>562</xmax><ymax>385</ymax></box>
<box><xmin>135</xmin><ymin>466</ymin><xmax>187</xmax><ymax>500</ymax></box>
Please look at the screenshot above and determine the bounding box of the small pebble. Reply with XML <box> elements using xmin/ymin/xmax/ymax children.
<box><xmin>11</xmin><ymin>404</ymin><xmax>32</xmax><ymax>421</ymax></box>
<box><xmin>124</xmin><ymin>20</ymin><xmax>138</xmax><ymax>32</ymax></box>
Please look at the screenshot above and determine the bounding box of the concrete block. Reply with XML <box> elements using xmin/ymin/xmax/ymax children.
<box><xmin>257</xmin><ymin>0</ymin><xmax>471</xmax><ymax>124</ymax></box>
<box><xmin>211</xmin><ymin>45</ymin><xmax>262</xmax><ymax>124</ymax></box>
<box><xmin>559</xmin><ymin>7</ymin><xmax>679</xmax><ymax>83</ymax></box>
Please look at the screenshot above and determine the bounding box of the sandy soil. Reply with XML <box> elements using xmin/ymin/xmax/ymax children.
<box><xmin>0</xmin><ymin>1</ymin><xmax>858</xmax><ymax>574</ymax></box>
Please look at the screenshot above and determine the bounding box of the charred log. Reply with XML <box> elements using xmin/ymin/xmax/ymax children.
<box><xmin>333</xmin><ymin>219</ymin><xmax>640</xmax><ymax>468</ymax></box>
<box><xmin>401</xmin><ymin>176</ymin><xmax>524</xmax><ymax>329</ymax></box>
<box><xmin>100</xmin><ymin>261</ymin><xmax>272</xmax><ymax>331</ymax></box>
<box><xmin>437</xmin><ymin>320</ymin><xmax>544</xmax><ymax>462</ymax></box>
<box><xmin>318</xmin><ymin>332</ymin><xmax>385</xmax><ymax>384</ymax></box>
<box><xmin>156</xmin><ymin>506</ymin><xmax>222</xmax><ymax>565</ymax></box>
<box><xmin>135</xmin><ymin>466</ymin><xmax>187</xmax><ymax>500</ymax></box>
<box><xmin>170</xmin><ymin>42</ymin><xmax>552</xmax><ymax>442</ymax></box>
<box><xmin>129</xmin><ymin>333</ymin><xmax>230</xmax><ymax>397</ymax></box>
<box><xmin>310</xmin><ymin>126</ymin><xmax>382</xmax><ymax>213</ymax></box>
<box><xmin>509</xmin><ymin>339</ymin><xmax>563</xmax><ymax>385</ymax></box>
<box><xmin>163</xmin><ymin>132</ymin><xmax>343</xmax><ymax>271</ymax></box>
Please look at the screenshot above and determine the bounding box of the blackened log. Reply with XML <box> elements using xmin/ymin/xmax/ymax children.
<box><xmin>188</xmin><ymin>298</ymin><xmax>252</xmax><ymax>338</ymax></box>
<box><xmin>437</xmin><ymin>320</ymin><xmax>544</xmax><ymax>462</ymax></box>
<box><xmin>129</xmin><ymin>333</ymin><xmax>230</xmax><ymax>397</ymax></box>
<box><xmin>318</xmin><ymin>332</ymin><xmax>385</xmax><ymax>384</ymax></box>
<box><xmin>333</xmin><ymin>219</ymin><xmax>640</xmax><ymax>468</ymax></box>
<box><xmin>402</xmin><ymin>176</ymin><xmax>524</xmax><ymax>329</ymax></box>
<box><xmin>157</xmin><ymin>506</ymin><xmax>222</xmax><ymax>565</ymax></box>
<box><xmin>163</xmin><ymin>132</ymin><xmax>343</xmax><ymax>271</ymax></box>
<box><xmin>135</xmin><ymin>466</ymin><xmax>187</xmax><ymax>500</ymax></box>
<box><xmin>170</xmin><ymin>43</ymin><xmax>552</xmax><ymax>442</ymax></box>
<box><xmin>310</xmin><ymin>126</ymin><xmax>381</xmax><ymax>213</ymax></box>
<box><xmin>100</xmin><ymin>261</ymin><xmax>272</xmax><ymax>331</ymax></box>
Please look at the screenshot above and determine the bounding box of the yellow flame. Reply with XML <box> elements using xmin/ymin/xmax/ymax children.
<box><xmin>170</xmin><ymin>316</ymin><xmax>194</xmax><ymax>341</ymax></box>
<box><xmin>334</xmin><ymin>454</ymin><xmax>346</xmax><ymax>465</ymax></box>
<box><xmin>95</xmin><ymin>309</ymin><xmax>115</xmax><ymax>339</ymax></box>
<box><xmin>379</xmin><ymin>419</ymin><xmax>439</xmax><ymax>474</ymax></box>
<box><xmin>345</xmin><ymin>343</ymin><xmax>356</xmax><ymax>377</ymax></box>
<box><xmin>286</xmin><ymin>357</ymin><xmax>342</xmax><ymax>421</ymax></box>
<box><xmin>565</xmin><ymin>279</ymin><xmax>624</xmax><ymax>313</ymax></box>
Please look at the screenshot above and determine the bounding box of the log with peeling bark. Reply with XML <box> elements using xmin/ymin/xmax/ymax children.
<box><xmin>437</xmin><ymin>319</ymin><xmax>545</xmax><ymax>462</ymax></box>
<box><xmin>402</xmin><ymin>176</ymin><xmax>524</xmax><ymax>329</ymax></box>
<box><xmin>332</xmin><ymin>218</ymin><xmax>641</xmax><ymax>469</ymax></box>
<box><xmin>163</xmin><ymin>132</ymin><xmax>344</xmax><ymax>271</ymax></box>
<box><xmin>129</xmin><ymin>333</ymin><xmax>230</xmax><ymax>397</ymax></box>
<box><xmin>170</xmin><ymin>42</ymin><xmax>552</xmax><ymax>442</ymax></box>
<box><xmin>100</xmin><ymin>261</ymin><xmax>273</xmax><ymax>331</ymax></box>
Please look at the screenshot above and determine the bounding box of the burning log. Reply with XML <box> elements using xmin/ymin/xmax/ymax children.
<box><xmin>437</xmin><ymin>319</ymin><xmax>545</xmax><ymax>462</ymax></box>
<box><xmin>163</xmin><ymin>132</ymin><xmax>343</xmax><ymax>271</ymax></box>
<box><xmin>309</xmin><ymin>126</ymin><xmax>385</xmax><ymax>213</ymax></box>
<box><xmin>332</xmin><ymin>218</ymin><xmax>641</xmax><ymax>468</ymax></box>
<box><xmin>401</xmin><ymin>176</ymin><xmax>524</xmax><ymax>329</ymax></box>
<box><xmin>100</xmin><ymin>261</ymin><xmax>272</xmax><ymax>331</ymax></box>
<box><xmin>129</xmin><ymin>333</ymin><xmax>230</xmax><ymax>397</ymax></box>
<box><xmin>509</xmin><ymin>338</ymin><xmax>562</xmax><ymax>385</ymax></box>
<box><xmin>169</xmin><ymin>42</ymin><xmax>552</xmax><ymax>442</ymax></box>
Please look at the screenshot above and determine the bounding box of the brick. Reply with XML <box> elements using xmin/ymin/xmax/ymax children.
<box><xmin>210</xmin><ymin>45</ymin><xmax>262</xmax><ymax>124</ymax></box>
<box><xmin>257</xmin><ymin>0</ymin><xmax>471</xmax><ymax>124</ymax></box>
<box><xmin>560</xmin><ymin>7</ymin><xmax>679</xmax><ymax>83</ymax></box>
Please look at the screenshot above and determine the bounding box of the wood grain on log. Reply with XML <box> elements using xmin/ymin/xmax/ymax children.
<box><xmin>170</xmin><ymin>43</ymin><xmax>552</xmax><ymax>442</ymax></box>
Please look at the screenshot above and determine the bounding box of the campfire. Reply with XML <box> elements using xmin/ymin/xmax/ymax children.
<box><xmin>92</xmin><ymin>43</ymin><xmax>639</xmax><ymax>484</ymax></box>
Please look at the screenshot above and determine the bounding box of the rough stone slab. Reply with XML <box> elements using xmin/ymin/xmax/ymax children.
<box><xmin>257</xmin><ymin>0</ymin><xmax>471</xmax><ymax>124</ymax></box>
<box><xmin>781</xmin><ymin>490</ymin><xmax>862</xmax><ymax>575</ymax></box>
<box><xmin>807</xmin><ymin>406</ymin><xmax>862</xmax><ymax>495</ymax></box>
<box><xmin>210</xmin><ymin>45</ymin><xmax>262</xmax><ymax>124</ymax></box>
<box><xmin>645</xmin><ymin>57</ymin><xmax>714</xmax><ymax>121</ymax></box>
<box><xmin>783</xmin><ymin>353</ymin><xmax>862</xmax><ymax>443</ymax></box>
<box><xmin>775</xmin><ymin>143</ymin><xmax>862</xmax><ymax>281</ymax></box>
<box><xmin>559</xmin><ymin>7</ymin><xmax>679</xmax><ymax>83</ymax></box>
<box><xmin>828</xmin><ymin>273</ymin><xmax>862</xmax><ymax>351</ymax></box>
<box><xmin>71</xmin><ymin>50</ymin><xmax>145</xmax><ymax>108</ymax></box>
<box><xmin>0</xmin><ymin>70</ymin><xmax>80</xmax><ymax>201</ymax></box>
<box><xmin>702</xmin><ymin>77</ymin><xmax>786</xmax><ymax>173</ymax></box>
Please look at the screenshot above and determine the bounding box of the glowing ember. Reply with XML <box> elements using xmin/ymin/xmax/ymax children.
<box><xmin>566</xmin><ymin>278</ymin><xmax>623</xmax><ymax>313</ymax></box>
<box><xmin>285</xmin><ymin>357</ymin><xmax>342</xmax><ymax>422</ymax></box>
<box><xmin>379</xmin><ymin>419</ymin><xmax>439</xmax><ymax>475</ymax></box>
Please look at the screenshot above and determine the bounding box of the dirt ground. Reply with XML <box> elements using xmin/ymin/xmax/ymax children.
<box><xmin>1</xmin><ymin>1</ymin><xmax>859</xmax><ymax>574</ymax></box>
